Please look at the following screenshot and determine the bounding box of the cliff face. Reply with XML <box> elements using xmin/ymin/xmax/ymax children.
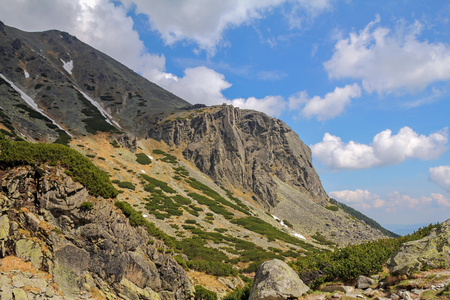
<box><xmin>148</xmin><ymin>105</ymin><xmax>329</xmax><ymax>209</ymax></box>
<box><xmin>0</xmin><ymin>165</ymin><xmax>193</xmax><ymax>299</ymax></box>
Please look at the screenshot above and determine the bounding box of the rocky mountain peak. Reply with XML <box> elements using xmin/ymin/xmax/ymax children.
<box><xmin>148</xmin><ymin>104</ymin><xmax>328</xmax><ymax>209</ymax></box>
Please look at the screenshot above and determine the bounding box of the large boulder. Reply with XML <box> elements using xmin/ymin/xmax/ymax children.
<box><xmin>249</xmin><ymin>259</ymin><xmax>309</xmax><ymax>300</ymax></box>
<box><xmin>387</xmin><ymin>219</ymin><xmax>450</xmax><ymax>277</ymax></box>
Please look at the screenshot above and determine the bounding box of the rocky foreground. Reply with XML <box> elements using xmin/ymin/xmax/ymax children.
<box><xmin>247</xmin><ymin>220</ymin><xmax>450</xmax><ymax>300</ymax></box>
<box><xmin>0</xmin><ymin>165</ymin><xmax>192</xmax><ymax>299</ymax></box>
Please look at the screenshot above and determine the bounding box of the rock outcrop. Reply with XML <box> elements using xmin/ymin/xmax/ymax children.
<box><xmin>249</xmin><ymin>259</ymin><xmax>309</xmax><ymax>300</ymax></box>
<box><xmin>0</xmin><ymin>165</ymin><xmax>193</xmax><ymax>299</ymax></box>
<box><xmin>387</xmin><ymin>219</ymin><xmax>450</xmax><ymax>277</ymax></box>
<box><xmin>148</xmin><ymin>105</ymin><xmax>328</xmax><ymax>209</ymax></box>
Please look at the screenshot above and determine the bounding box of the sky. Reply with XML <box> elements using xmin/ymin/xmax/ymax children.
<box><xmin>0</xmin><ymin>0</ymin><xmax>449</xmax><ymax>234</ymax></box>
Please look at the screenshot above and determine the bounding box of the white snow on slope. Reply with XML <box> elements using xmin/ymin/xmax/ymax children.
<box><xmin>272</xmin><ymin>214</ymin><xmax>306</xmax><ymax>240</ymax></box>
<box><xmin>75</xmin><ymin>88</ymin><xmax>121</xmax><ymax>128</ymax></box>
<box><xmin>292</xmin><ymin>232</ymin><xmax>306</xmax><ymax>240</ymax></box>
<box><xmin>0</xmin><ymin>73</ymin><xmax>73</xmax><ymax>138</ymax></box>
<box><xmin>24</xmin><ymin>70</ymin><xmax>30</xmax><ymax>78</ymax></box>
<box><xmin>147</xmin><ymin>154</ymin><xmax>153</xmax><ymax>160</ymax></box>
<box><xmin>60</xmin><ymin>59</ymin><xmax>74</xmax><ymax>75</ymax></box>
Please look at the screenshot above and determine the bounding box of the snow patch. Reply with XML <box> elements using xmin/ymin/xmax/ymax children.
<box><xmin>141</xmin><ymin>170</ymin><xmax>146</xmax><ymax>173</ymax></box>
<box><xmin>146</xmin><ymin>154</ymin><xmax>153</xmax><ymax>160</ymax></box>
<box><xmin>0</xmin><ymin>73</ymin><xmax>73</xmax><ymax>138</ymax></box>
<box><xmin>24</xmin><ymin>70</ymin><xmax>30</xmax><ymax>79</ymax></box>
<box><xmin>60</xmin><ymin>59</ymin><xmax>73</xmax><ymax>75</ymax></box>
<box><xmin>292</xmin><ymin>232</ymin><xmax>306</xmax><ymax>240</ymax></box>
<box><xmin>272</xmin><ymin>214</ymin><xmax>306</xmax><ymax>240</ymax></box>
<box><xmin>75</xmin><ymin>88</ymin><xmax>121</xmax><ymax>128</ymax></box>
<box><xmin>143</xmin><ymin>214</ymin><xmax>148</xmax><ymax>218</ymax></box>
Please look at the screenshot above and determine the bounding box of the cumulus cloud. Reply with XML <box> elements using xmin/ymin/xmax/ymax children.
<box><xmin>330</xmin><ymin>189</ymin><xmax>383</xmax><ymax>211</ymax></box>
<box><xmin>324</xmin><ymin>16</ymin><xmax>450</xmax><ymax>94</ymax></box>
<box><xmin>331</xmin><ymin>189</ymin><xmax>450</xmax><ymax>212</ymax></box>
<box><xmin>150</xmin><ymin>66</ymin><xmax>287</xmax><ymax>117</ymax></box>
<box><xmin>123</xmin><ymin>0</ymin><xmax>334</xmax><ymax>53</ymax></box>
<box><xmin>289</xmin><ymin>83</ymin><xmax>361</xmax><ymax>120</ymax></box>
<box><xmin>429</xmin><ymin>166</ymin><xmax>450</xmax><ymax>191</ymax></box>
<box><xmin>311</xmin><ymin>127</ymin><xmax>448</xmax><ymax>170</ymax></box>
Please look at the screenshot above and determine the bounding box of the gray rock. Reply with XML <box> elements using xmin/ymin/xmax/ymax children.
<box><xmin>398</xmin><ymin>291</ymin><xmax>412</xmax><ymax>300</ymax></box>
<box><xmin>0</xmin><ymin>215</ymin><xmax>9</xmax><ymax>240</ymax></box>
<box><xmin>15</xmin><ymin>239</ymin><xmax>43</xmax><ymax>269</ymax></box>
<box><xmin>363</xmin><ymin>288</ymin><xmax>373</xmax><ymax>296</ymax></box>
<box><xmin>249</xmin><ymin>259</ymin><xmax>309</xmax><ymax>300</ymax></box>
<box><xmin>357</xmin><ymin>275</ymin><xmax>375</xmax><ymax>289</ymax></box>
<box><xmin>390</xmin><ymin>294</ymin><xmax>400</xmax><ymax>300</ymax></box>
<box><xmin>387</xmin><ymin>219</ymin><xmax>450</xmax><ymax>277</ymax></box>
<box><xmin>321</xmin><ymin>285</ymin><xmax>354</xmax><ymax>293</ymax></box>
<box><xmin>12</xmin><ymin>288</ymin><xmax>28</xmax><ymax>300</ymax></box>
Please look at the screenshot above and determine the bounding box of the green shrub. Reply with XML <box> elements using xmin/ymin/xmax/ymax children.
<box><xmin>325</xmin><ymin>205</ymin><xmax>339</xmax><ymax>211</ymax></box>
<box><xmin>223</xmin><ymin>282</ymin><xmax>252</xmax><ymax>300</ymax></box>
<box><xmin>152</xmin><ymin>149</ymin><xmax>178</xmax><ymax>164</ymax></box>
<box><xmin>110</xmin><ymin>140</ymin><xmax>120</xmax><ymax>148</ymax></box>
<box><xmin>0</xmin><ymin>134</ymin><xmax>117</xmax><ymax>198</ymax></box>
<box><xmin>188</xmin><ymin>260</ymin><xmax>238</xmax><ymax>277</ymax></box>
<box><xmin>293</xmin><ymin>223</ymin><xmax>440</xmax><ymax>289</ymax></box>
<box><xmin>136</xmin><ymin>153</ymin><xmax>152</xmax><ymax>165</ymax></box>
<box><xmin>187</xmin><ymin>178</ymin><xmax>249</xmax><ymax>215</ymax></box>
<box><xmin>80</xmin><ymin>201</ymin><xmax>94</xmax><ymax>210</ymax></box>
<box><xmin>194</xmin><ymin>285</ymin><xmax>217</xmax><ymax>300</ymax></box>
<box><xmin>114</xmin><ymin>201</ymin><xmax>175</xmax><ymax>248</ymax></box>
<box><xmin>141</xmin><ymin>174</ymin><xmax>176</xmax><ymax>193</ymax></box>
<box><xmin>113</xmin><ymin>181</ymin><xmax>136</xmax><ymax>190</ymax></box>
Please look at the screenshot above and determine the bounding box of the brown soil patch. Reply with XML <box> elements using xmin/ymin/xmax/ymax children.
<box><xmin>0</xmin><ymin>256</ymin><xmax>35</xmax><ymax>273</ymax></box>
<box><xmin>188</xmin><ymin>270</ymin><xmax>229</xmax><ymax>291</ymax></box>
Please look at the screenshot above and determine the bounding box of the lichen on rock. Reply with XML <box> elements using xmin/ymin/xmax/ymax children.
<box><xmin>387</xmin><ymin>219</ymin><xmax>450</xmax><ymax>277</ymax></box>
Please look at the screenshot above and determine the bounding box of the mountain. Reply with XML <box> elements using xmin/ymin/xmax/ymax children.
<box><xmin>0</xmin><ymin>22</ymin><xmax>388</xmax><ymax>298</ymax></box>
<box><xmin>330</xmin><ymin>198</ymin><xmax>399</xmax><ymax>237</ymax></box>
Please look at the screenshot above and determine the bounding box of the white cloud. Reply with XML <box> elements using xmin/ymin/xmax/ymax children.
<box><xmin>230</xmin><ymin>95</ymin><xmax>286</xmax><ymax>117</ymax></box>
<box><xmin>431</xmin><ymin>193</ymin><xmax>450</xmax><ymax>207</ymax></box>
<box><xmin>331</xmin><ymin>189</ymin><xmax>450</xmax><ymax>213</ymax></box>
<box><xmin>429</xmin><ymin>165</ymin><xmax>450</xmax><ymax>191</ymax></box>
<box><xmin>312</xmin><ymin>127</ymin><xmax>448</xmax><ymax>170</ymax></box>
<box><xmin>123</xmin><ymin>0</ymin><xmax>334</xmax><ymax>54</ymax></box>
<box><xmin>330</xmin><ymin>189</ymin><xmax>383</xmax><ymax>211</ymax></box>
<box><xmin>324</xmin><ymin>16</ymin><xmax>450</xmax><ymax>94</ymax></box>
<box><xmin>289</xmin><ymin>83</ymin><xmax>361</xmax><ymax>120</ymax></box>
<box><xmin>151</xmin><ymin>66</ymin><xmax>287</xmax><ymax>117</ymax></box>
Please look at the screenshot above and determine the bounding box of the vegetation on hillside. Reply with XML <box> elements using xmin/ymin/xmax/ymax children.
<box><xmin>330</xmin><ymin>198</ymin><xmax>399</xmax><ymax>237</ymax></box>
<box><xmin>0</xmin><ymin>134</ymin><xmax>118</xmax><ymax>198</ymax></box>
<box><xmin>292</xmin><ymin>223</ymin><xmax>439</xmax><ymax>289</ymax></box>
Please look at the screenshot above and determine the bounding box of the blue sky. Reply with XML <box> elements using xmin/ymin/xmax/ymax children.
<box><xmin>1</xmin><ymin>0</ymin><xmax>449</xmax><ymax>233</ymax></box>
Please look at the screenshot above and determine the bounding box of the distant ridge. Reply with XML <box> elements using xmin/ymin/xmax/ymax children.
<box><xmin>330</xmin><ymin>198</ymin><xmax>399</xmax><ymax>237</ymax></box>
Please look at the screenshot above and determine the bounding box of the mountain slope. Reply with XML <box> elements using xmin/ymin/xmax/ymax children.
<box><xmin>330</xmin><ymin>198</ymin><xmax>399</xmax><ymax>237</ymax></box>
<box><xmin>0</xmin><ymin>21</ymin><xmax>189</xmax><ymax>140</ymax></box>
<box><xmin>0</xmin><ymin>22</ymin><xmax>390</xmax><ymax>296</ymax></box>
